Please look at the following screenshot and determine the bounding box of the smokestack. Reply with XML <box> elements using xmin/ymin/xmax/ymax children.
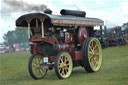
<box><xmin>44</xmin><ymin>9</ymin><xmax>52</xmax><ymax>14</ymax></box>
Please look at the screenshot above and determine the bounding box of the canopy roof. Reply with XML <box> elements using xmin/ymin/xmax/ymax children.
<box><xmin>16</xmin><ymin>13</ymin><xmax>104</xmax><ymax>27</ymax></box>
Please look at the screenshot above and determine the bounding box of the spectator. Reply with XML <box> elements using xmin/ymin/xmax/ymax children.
<box><xmin>115</xmin><ymin>35</ymin><xmax>120</xmax><ymax>47</ymax></box>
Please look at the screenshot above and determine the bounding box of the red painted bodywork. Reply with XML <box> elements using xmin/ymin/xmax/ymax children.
<box><xmin>30</xmin><ymin>38</ymin><xmax>57</xmax><ymax>54</ymax></box>
<box><xmin>49</xmin><ymin>56</ymin><xmax>56</xmax><ymax>62</ymax></box>
<box><xmin>30</xmin><ymin>38</ymin><xmax>56</xmax><ymax>45</ymax></box>
<box><xmin>49</xmin><ymin>51</ymin><xmax>82</xmax><ymax>62</ymax></box>
<box><xmin>70</xmin><ymin>51</ymin><xmax>82</xmax><ymax>61</ymax></box>
<box><xmin>58</xmin><ymin>44</ymin><xmax>69</xmax><ymax>51</ymax></box>
<box><xmin>65</xmin><ymin>33</ymin><xmax>75</xmax><ymax>43</ymax></box>
<box><xmin>48</xmin><ymin>51</ymin><xmax>82</xmax><ymax>69</ymax></box>
<box><xmin>30</xmin><ymin>31</ymin><xmax>85</xmax><ymax>67</ymax></box>
<box><xmin>33</xmin><ymin>44</ymin><xmax>39</xmax><ymax>54</ymax></box>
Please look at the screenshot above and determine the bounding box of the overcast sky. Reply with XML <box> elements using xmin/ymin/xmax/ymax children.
<box><xmin>0</xmin><ymin>0</ymin><xmax>128</xmax><ymax>42</ymax></box>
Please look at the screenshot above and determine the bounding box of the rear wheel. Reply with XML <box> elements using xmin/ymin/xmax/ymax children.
<box><xmin>28</xmin><ymin>54</ymin><xmax>47</xmax><ymax>80</ymax></box>
<box><xmin>55</xmin><ymin>51</ymin><xmax>73</xmax><ymax>79</ymax></box>
<box><xmin>82</xmin><ymin>37</ymin><xmax>102</xmax><ymax>72</ymax></box>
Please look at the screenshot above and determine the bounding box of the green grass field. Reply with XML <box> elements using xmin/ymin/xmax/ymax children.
<box><xmin>0</xmin><ymin>45</ymin><xmax>128</xmax><ymax>85</ymax></box>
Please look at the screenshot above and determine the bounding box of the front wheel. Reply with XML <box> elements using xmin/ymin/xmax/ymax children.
<box><xmin>55</xmin><ymin>51</ymin><xmax>73</xmax><ymax>79</ymax></box>
<box><xmin>28</xmin><ymin>54</ymin><xmax>48</xmax><ymax>80</ymax></box>
<box><xmin>82</xmin><ymin>37</ymin><xmax>102</xmax><ymax>72</ymax></box>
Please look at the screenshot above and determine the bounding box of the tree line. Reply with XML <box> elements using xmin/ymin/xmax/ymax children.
<box><xmin>1</xmin><ymin>27</ymin><xmax>29</xmax><ymax>49</ymax></box>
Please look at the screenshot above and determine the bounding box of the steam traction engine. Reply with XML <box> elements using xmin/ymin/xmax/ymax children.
<box><xmin>16</xmin><ymin>9</ymin><xmax>104</xmax><ymax>79</ymax></box>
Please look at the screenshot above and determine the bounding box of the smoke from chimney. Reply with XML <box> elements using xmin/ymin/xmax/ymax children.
<box><xmin>1</xmin><ymin>0</ymin><xmax>47</xmax><ymax>16</ymax></box>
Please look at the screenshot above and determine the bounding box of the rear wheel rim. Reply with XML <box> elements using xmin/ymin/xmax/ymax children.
<box><xmin>32</xmin><ymin>54</ymin><xmax>47</xmax><ymax>78</ymax></box>
<box><xmin>88</xmin><ymin>38</ymin><xmax>102</xmax><ymax>71</ymax></box>
<box><xmin>58</xmin><ymin>53</ymin><xmax>72</xmax><ymax>78</ymax></box>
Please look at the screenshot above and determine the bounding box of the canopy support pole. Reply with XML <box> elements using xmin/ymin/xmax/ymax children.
<box><xmin>100</xmin><ymin>26</ymin><xmax>103</xmax><ymax>42</ymax></box>
<box><xmin>42</xmin><ymin>22</ymin><xmax>44</xmax><ymax>38</ymax></box>
<box><xmin>28</xmin><ymin>23</ymin><xmax>30</xmax><ymax>39</ymax></box>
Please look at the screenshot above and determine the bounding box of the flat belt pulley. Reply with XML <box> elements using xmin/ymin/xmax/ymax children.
<box><xmin>78</xmin><ymin>27</ymin><xmax>88</xmax><ymax>45</ymax></box>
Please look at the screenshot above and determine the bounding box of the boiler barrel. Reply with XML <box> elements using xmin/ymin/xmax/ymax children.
<box><xmin>40</xmin><ymin>43</ymin><xmax>69</xmax><ymax>57</ymax></box>
<box><xmin>60</xmin><ymin>9</ymin><xmax>86</xmax><ymax>17</ymax></box>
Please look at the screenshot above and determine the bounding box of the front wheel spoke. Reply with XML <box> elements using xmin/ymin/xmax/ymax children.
<box><xmin>32</xmin><ymin>68</ymin><xmax>37</xmax><ymax>72</ymax></box>
<box><xmin>65</xmin><ymin>60</ymin><xmax>69</xmax><ymax>64</ymax></box>
<box><xmin>65</xmin><ymin>57</ymin><xmax>68</xmax><ymax>60</ymax></box>
<box><xmin>62</xmin><ymin>56</ymin><xmax>65</xmax><ymax>62</ymax></box>
<box><xmin>89</xmin><ymin>55</ymin><xmax>94</xmax><ymax>61</ymax></box>
<box><xmin>95</xmin><ymin>56</ymin><xmax>99</xmax><ymax>61</ymax></box>
<box><xmin>35</xmin><ymin>58</ymin><xmax>40</xmax><ymax>65</ymax></box>
<box><xmin>59</xmin><ymin>67</ymin><xmax>61</xmax><ymax>70</ymax></box>
<box><xmin>95</xmin><ymin>50</ymin><xmax>99</xmax><ymax>55</ymax></box>
<box><xmin>94</xmin><ymin>56</ymin><xmax>99</xmax><ymax>61</ymax></box>
<box><xmin>33</xmin><ymin>67</ymin><xmax>40</xmax><ymax>71</ymax></box>
<box><xmin>37</xmin><ymin>70</ymin><xmax>41</xmax><ymax>76</ymax></box>
<box><xmin>92</xmin><ymin>57</ymin><xmax>99</xmax><ymax>66</ymax></box>
<box><xmin>64</xmin><ymin>56</ymin><xmax>67</xmax><ymax>62</ymax></box>
<box><xmin>59</xmin><ymin>68</ymin><xmax>62</xmax><ymax>73</ymax></box>
<box><xmin>36</xmin><ymin>69</ymin><xmax>43</xmax><ymax>77</ymax></box>
<box><xmin>32</xmin><ymin>60</ymin><xmax>38</xmax><ymax>65</ymax></box>
<box><xmin>36</xmin><ymin>58</ymin><xmax>40</xmax><ymax>64</ymax></box>
<box><xmin>93</xmin><ymin>56</ymin><xmax>96</xmax><ymax>60</ymax></box>
<box><xmin>63</xmin><ymin>69</ymin><xmax>66</xmax><ymax>75</ymax></box>
<box><xmin>93</xmin><ymin>45</ymin><xmax>98</xmax><ymax>51</ymax></box>
<box><xmin>95</xmin><ymin>61</ymin><xmax>99</xmax><ymax>66</ymax></box>
<box><xmin>32</xmin><ymin>65</ymin><xmax>38</xmax><ymax>68</ymax></box>
<box><xmin>61</xmin><ymin>69</ymin><xmax>65</xmax><ymax>75</ymax></box>
<box><xmin>91</xmin><ymin>58</ymin><xmax>95</xmax><ymax>66</ymax></box>
<box><xmin>89</xmin><ymin>51</ymin><xmax>93</xmax><ymax>55</ymax></box>
<box><xmin>60</xmin><ymin>57</ymin><xmax>63</xmax><ymax>63</ymax></box>
<box><xmin>93</xmin><ymin>61</ymin><xmax>96</xmax><ymax>67</ymax></box>
<box><xmin>39</xmin><ymin>69</ymin><xmax>45</xmax><ymax>76</ymax></box>
<box><xmin>89</xmin><ymin>46</ymin><xmax>93</xmax><ymax>52</ymax></box>
<box><xmin>65</xmin><ymin>66</ymin><xmax>69</xmax><ymax>70</ymax></box>
<box><xmin>95</xmin><ymin>53</ymin><xmax>99</xmax><ymax>56</ymax></box>
<box><xmin>59</xmin><ymin>63</ymin><xmax>63</xmax><ymax>68</ymax></box>
<box><xmin>40</xmin><ymin>69</ymin><xmax>46</xmax><ymax>74</ymax></box>
<box><xmin>64</xmin><ymin>69</ymin><xmax>68</xmax><ymax>74</ymax></box>
<box><xmin>64</xmin><ymin>69</ymin><xmax>67</xmax><ymax>74</ymax></box>
<box><xmin>34</xmin><ymin>69</ymin><xmax>39</xmax><ymax>75</ymax></box>
<box><xmin>90</xmin><ymin>61</ymin><xmax>95</xmax><ymax>67</ymax></box>
<box><xmin>38</xmin><ymin>56</ymin><xmax>41</xmax><ymax>62</ymax></box>
<box><xmin>90</xmin><ymin>42</ymin><xmax>93</xmax><ymax>47</ymax></box>
<box><xmin>92</xmin><ymin>41</ymin><xmax>96</xmax><ymax>47</ymax></box>
<box><xmin>65</xmin><ymin>57</ymin><xmax>68</xmax><ymax>62</ymax></box>
<box><xmin>66</xmin><ymin>63</ymin><xmax>69</xmax><ymax>66</ymax></box>
<box><xmin>66</xmin><ymin>69</ymin><xmax>68</xmax><ymax>73</ymax></box>
<box><xmin>38</xmin><ymin>69</ymin><xmax>41</xmax><ymax>74</ymax></box>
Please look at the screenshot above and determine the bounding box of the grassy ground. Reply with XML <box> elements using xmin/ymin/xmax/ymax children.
<box><xmin>0</xmin><ymin>45</ymin><xmax>128</xmax><ymax>85</ymax></box>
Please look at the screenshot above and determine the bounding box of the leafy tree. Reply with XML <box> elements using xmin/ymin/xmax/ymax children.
<box><xmin>122</xmin><ymin>22</ymin><xmax>128</xmax><ymax>30</ymax></box>
<box><xmin>122</xmin><ymin>22</ymin><xmax>128</xmax><ymax>26</ymax></box>
<box><xmin>3</xmin><ymin>30</ymin><xmax>16</xmax><ymax>46</ymax></box>
<box><xmin>2</xmin><ymin>27</ymin><xmax>29</xmax><ymax>49</ymax></box>
<box><xmin>14</xmin><ymin>27</ymin><xmax>29</xmax><ymax>48</ymax></box>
